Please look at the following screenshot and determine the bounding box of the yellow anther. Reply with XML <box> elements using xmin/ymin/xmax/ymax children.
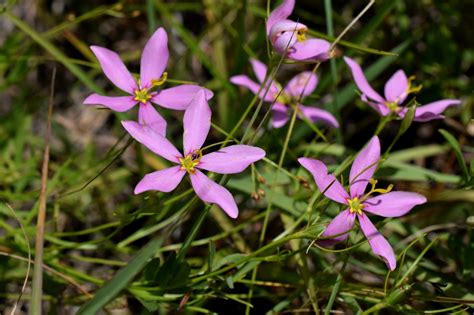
<box><xmin>361</xmin><ymin>178</ymin><xmax>393</xmax><ymax>201</ymax></box>
<box><xmin>179</xmin><ymin>150</ymin><xmax>202</xmax><ymax>174</ymax></box>
<box><xmin>348</xmin><ymin>197</ymin><xmax>364</xmax><ymax>215</ymax></box>
<box><xmin>151</xmin><ymin>72</ymin><xmax>168</xmax><ymax>87</ymax></box>
<box><xmin>296</xmin><ymin>30</ymin><xmax>306</xmax><ymax>42</ymax></box>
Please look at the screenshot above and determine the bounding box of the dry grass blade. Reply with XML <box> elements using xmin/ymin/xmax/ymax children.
<box><xmin>30</xmin><ymin>67</ymin><xmax>56</xmax><ymax>315</ymax></box>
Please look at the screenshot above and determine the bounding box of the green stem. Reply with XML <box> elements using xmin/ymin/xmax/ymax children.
<box><xmin>176</xmin><ymin>205</ymin><xmax>210</xmax><ymax>262</ymax></box>
<box><xmin>324</xmin><ymin>252</ymin><xmax>349</xmax><ymax>315</ymax></box>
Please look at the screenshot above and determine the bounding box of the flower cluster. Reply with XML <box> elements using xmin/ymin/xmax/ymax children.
<box><xmin>83</xmin><ymin>0</ymin><xmax>462</xmax><ymax>270</ymax></box>
<box><xmin>85</xmin><ymin>28</ymin><xmax>266</xmax><ymax>218</ymax></box>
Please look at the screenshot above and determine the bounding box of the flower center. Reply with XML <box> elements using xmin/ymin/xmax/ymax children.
<box><xmin>179</xmin><ymin>150</ymin><xmax>202</xmax><ymax>174</ymax></box>
<box><xmin>385</xmin><ymin>101</ymin><xmax>400</xmax><ymax>112</ymax></box>
<box><xmin>133</xmin><ymin>72</ymin><xmax>168</xmax><ymax>104</ymax></box>
<box><xmin>348</xmin><ymin>197</ymin><xmax>364</xmax><ymax>214</ymax></box>
<box><xmin>134</xmin><ymin>88</ymin><xmax>152</xmax><ymax>104</ymax></box>
<box><xmin>276</xmin><ymin>91</ymin><xmax>293</xmax><ymax>105</ymax></box>
<box><xmin>296</xmin><ymin>29</ymin><xmax>306</xmax><ymax>42</ymax></box>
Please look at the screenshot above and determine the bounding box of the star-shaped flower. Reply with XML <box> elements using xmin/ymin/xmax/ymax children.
<box><xmin>231</xmin><ymin>58</ymin><xmax>338</xmax><ymax>128</ymax></box>
<box><xmin>122</xmin><ymin>91</ymin><xmax>266</xmax><ymax>218</ymax></box>
<box><xmin>299</xmin><ymin>136</ymin><xmax>427</xmax><ymax>270</ymax></box>
<box><xmin>84</xmin><ymin>27</ymin><xmax>213</xmax><ymax>135</ymax></box>
<box><xmin>344</xmin><ymin>57</ymin><xmax>461</xmax><ymax>122</ymax></box>
<box><xmin>267</xmin><ymin>0</ymin><xmax>331</xmax><ymax>61</ymax></box>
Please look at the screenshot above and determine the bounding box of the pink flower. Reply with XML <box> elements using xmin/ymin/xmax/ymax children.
<box><xmin>122</xmin><ymin>91</ymin><xmax>265</xmax><ymax>219</ymax></box>
<box><xmin>84</xmin><ymin>27</ymin><xmax>214</xmax><ymax>135</ymax></box>
<box><xmin>298</xmin><ymin>136</ymin><xmax>426</xmax><ymax>270</ymax></box>
<box><xmin>267</xmin><ymin>0</ymin><xmax>331</xmax><ymax>61</ymax></box>
<box><xmin>230</xmin><ymin>59</ymin><xmax>338</xmax><ymax>128</ymax></box>
<box><xmin>344</xmin><ymin>57</ymin><xmax>461</xmax><ymax>122</ymax></box>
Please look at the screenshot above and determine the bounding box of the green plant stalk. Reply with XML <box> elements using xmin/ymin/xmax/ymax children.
<box><xmin>324</xmin><ymin>253</ymin><xmax>349</xmax><ymax>315</ymax></box>
<box><xmin>176</xmin><ymin>204</ymin><xmax>210</xmax><ymax>262</ymax></box>
<box><xmin>245</xmin><ymin>105</ymin><xmax>300</xmax><ymax>315</ymax></box>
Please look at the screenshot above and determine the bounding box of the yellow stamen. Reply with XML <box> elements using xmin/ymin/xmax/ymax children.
<box><xmin>151</xmin><ymin>72</ymin><xmax>168</xmax><ymax>87</ymax></box>
<box><xmin>348</xmin><ymin>197</ymin><xmax>364</xmax><ymax>215</ymax></box>
<box><xmin>296</xmin><ymin>30</ymin><xmax>306</xmax><ymax>42</ymax></box>
<box><xmin>179</xmin><ymin>150</ymin><xmax>202</xmax><ymax>174</ymax></box>
<box><xmin>361</xmin><ymin>178</ymin><xmax>393</xmax><ymax>202</ymax></box>
<box><xmin>134</xmin><ymin>88</ymin><xmax>152</xmax><ymax>104</ymax></box>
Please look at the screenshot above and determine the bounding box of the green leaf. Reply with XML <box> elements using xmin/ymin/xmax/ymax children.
<box><xmin>155</xmin><ymin>253</ymin><xmax>191</xmax><ymax>289</ymax></box>
<box><xmin>439</xmin><ymin>129</ymin><xmax>469</xmax><ymax>183</ymax></box>
<box><xmin>77</xmin><ymin>237</ymin><xmax>165</xmax><ymax>314</ymax></box>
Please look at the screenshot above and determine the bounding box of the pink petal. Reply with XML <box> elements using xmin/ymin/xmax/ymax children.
<box><xmin>272</xmin><ymin>103</ymin><xmax>289</xmax><ymax>128</ymax></box>
<box><xmin>250</xmin><ymin>59</ymin><xmax>279</xmax><ymax>95</ymax></box>
<box><xmin>152</xmin><ymin>85</ymin><xmax>214</xmax><ymax>110</ymax></box>
<box><xmin>361</xmin><ymin>94</ymin><xmax>390</xmax><ymax>116</ymax></box>
<box><xmin>284</xmin><ymin>71</ymin><xmax>318</xmax><ymax>97</ymax></box>
<box><xmin>298</xmin><ymin>157</ymin><xmax>349</xmax><ymax>204</ymax></box>
<box><xmin>273</xmin><ymin>30</ymin><xmax>298</xmax><ymax>53</ymax></box>
<box><xmin>358</xmin><ymin>214</ymin><xmax>396</xmax><ymax>270</ymax></box>
<box><xmin>121</xmin><ymin>120</ymin><xmax>181</xmax><ymax>163</ymax></box>
<box><xmin>364</xmin><ymin>191</ymin><xmax>427</xmax><ymax>217</ymax></box>
<box><xmin>349</xmin><ymin>136</ymin><xmax>380</xmax><ymax>198</ymax></box>
<box><xmin>198</xmin><ymin>145</ymin><xmax>266</xmax><ymax>174</ymax></box>
<box><xmin>183</xmin><ymin>90</ymin><xmax>211</xmax><ymax>155</ymax></box>
<box><xmin>414</xmin><ymin>99</ymin><xmax>461</xmax><ymax>122</ymax></box>
<box><xmin>90</xmin><ymin>46</ymin><xmax>136</xmax><ymax>93</ymax></box>
<box><xmin>343</xmin><ymin>57</ymin><xmax>385</xmax><ymax>104</ymax></box>
<box><xmin>298</xmin><ymin>105</ymin><xmax>339</xmax><ymax>128</ymax></box>
<box><xmin>134</xmin><ymin>166</ymin><xmax>185</xmax><ymax>194</ymax></box>
<box><xmin>266</xmin><ymin>0</ymin><xmax>295</xmax><ymax>35</ymax></box>
<box><xmin>319</xmin><ymin>209</ymin><xmax>356</xmax><ymax>246</ymax></box>
<box><xmin>140</xmin><ymin>27</ymin><xmax>169</xmax><ymax>88</ymax></box>
<box><xmin>190</xmin><ymin>170</ymin><xmax>238</xmax><ymax>219</ymax></box>
<box><xmin>384</xmin><ymin>70</ymin><xmax>409</xmax><ymax>104</ymax></box>
<box><xmin>138</xmin><ymin>103</ymin><xmax>167</xmax><ymax>136</ymax></box>
<box><xmin>230</xmin><ymin>75</ymin><xmax>276</xmax><ymax>102</ymax></box>
<box><xmin>83</xmin><ymin>94</ymin><xmax>136</xmax><ymax>112</ymax></box>
<box><xmin>287</xmin><ymin>38</ymin><xmax>331</xmax><ymax>61</ymax></box>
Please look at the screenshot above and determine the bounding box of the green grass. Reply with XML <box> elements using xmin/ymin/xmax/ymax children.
<box><xmin>0</xmin><ymin>0</ymin><xmax>473</xmax><ymax>314</ymax></box>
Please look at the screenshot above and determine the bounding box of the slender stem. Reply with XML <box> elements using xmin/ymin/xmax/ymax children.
<box><xmin>31</xmin><ymin>68</ymin><xmax>56</xmax><ymax>315</ymax></box>
<box><xmin>324</xmin><ymin>253</ymin><xmax>349</xmax><ymax>315</ymax></box>
<box><xmin>176</xmin><ymin>205</ymin><xmax>210</xmax><ymax>262</ymax></box>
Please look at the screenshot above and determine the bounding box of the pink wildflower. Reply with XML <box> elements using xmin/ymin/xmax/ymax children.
<box><xmin>299</xmin><ymin>136</ymin><xmax>426</xmax><ymax>270</ymax></box>
<box><xmin>84</xmin><ymin>27</ymin><xmax>213</xmax><ymax>135</ymax></box>
<box><xmin>267</xmin><ymin>0</ymin><xmax>331</xmax><ymax>61</ymax></box>
<box><xmin>230</xmin><ymin>59</ymin><xmax>338</xmax><ymax>128</ymax></box>
<box><xmin>344</xmin><ymin>57</ymin><xmax>461</xmax><ymax>122</ymax></box>
<box><xmin>122</xmin><ymin>91</ymin><xmax>265</xmax><ymax>219</ymax></box>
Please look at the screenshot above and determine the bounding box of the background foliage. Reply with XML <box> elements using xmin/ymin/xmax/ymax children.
<box><xmin>0</xmin><ymin>0</ymin><xmax>472</xmax><ymax>314</ymax></box>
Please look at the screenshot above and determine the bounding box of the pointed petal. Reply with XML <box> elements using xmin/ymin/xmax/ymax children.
<box><xmin>83</xmin><ymin>94</ymin><xmax>136</xmax><ymax>112</ymax></box>
<box><xmin>138</xmin><ymin>103</ymin><xmax>167</xmax><ymax>136</ymax></box>
<box><xmin>299</xmin><ymin>105</ymin><xmax>339</xmax><ymax>128</ymax></box>
<box><xmin>272</xmin><ymin>103</ymin><xmax>289</xmax><ymax>128</ymax></box>
<box><xmin>318</xmin><ymin>209</ymin><xmax>356</xmax><ymax>246</ymax></box>
<box><xmin>298</xmin><ymin>158</ymin><xmax>349</xmax><ymax>204</ymax></box>
<box><xmin>198</xmin><ymin>145</ymin><xmax>265</xmax><ymax>174</ymax></box>
<box><xmin>183</xmin><ymin>90</ymin><xmax>211</xmax><ymax>155</ymax></box>
<box><xmin>364</xmin><ymin>191</ymin><xmax>426</xmax><ymax>217</ymax></box>
<box><xmin>287</xmin><ymin>38</ymin><xmax>331</xmax><ymax>61</ymax></box>
<box><xmin>230</xmin><ymin>75</ymin><xmax>276</xmax><ymax>102</ymax></box>
<box><xmin>414</xmin><ymin>99</ymin><xmax>461</xmax><ymax>122</ymax></box>
<box><xmin>349</xmin><ymin>136</ymin><xmax>380</xmax><ymax>198</ymax></box>
<box><xmin>90</xmin><ymin>46</ymin><xmax>136</xmax><ymax>93</ymax></box>
<box><xmin>344</xmin><ymin>57</ymin><xmax>385</xmax><ymax>104</ymax></box>
<box><xmin>358</xmin><ymin>214</ymin><xmax>396</xmax><ymax>270</ymax></box>
<box><xmin>250</xmin><ymin>59</ymin><xmax>279</xmax><ymax>95</ymax></box>
<box><xmin>361</xmin><ymin>94</ymin><xmax>390</xmax><ymax>116</ymax></box>
<box><xmin>273</xmin><ymin>30</ymin><xmax>298</xmax><ymax>53</ymax></box>
<box><xmin>134</xmin><ymin>166</ymin><xmax>185</xmax><ymax>194</ymax></box>
<box><xmin>285</xmin><ymin>71</ymin><xmax>318</xmax><ymax>97</ymax></box>
<box><xmin>190</xmin><ymin>170</ymin><xmax>238</xmax><ymax>218</ymax></box>
<box><xmin>152</xmin><ymin>85</ymin><xmax>214</xmax><ymax>110</ymax></box>
<box><xmin>267</xmin><ymin>0</ymin><xmax>295</xmax><ymax>35</ymax></box>
<box><xmin>121</xmin><ymin>120</ymin><xmax>181</xmax><ymax>163</ymax></box>
<box><xmin>140</xmin><ymin>27</ymin><xmax>169</xmax><ymax>88</ymax></box>
<box><xmin>384</xmin><ymin>70</ymin><xmax>409</xmax><ymax>103</ymax></box>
